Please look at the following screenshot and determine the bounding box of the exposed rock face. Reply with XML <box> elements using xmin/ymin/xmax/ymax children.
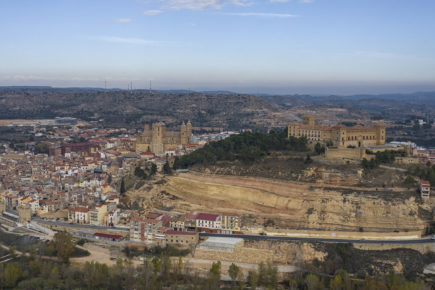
<box><xmin>243</xmin><ymin>240</ymin><xmax>327</xmax><ymax>264</ymax></box>
<box><xmin>145</xmin><ymin>173</ymin><xmax>429</xmax><ymax>232</ymax></box>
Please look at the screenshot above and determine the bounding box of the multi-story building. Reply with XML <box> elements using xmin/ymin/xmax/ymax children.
<box><xmin>130</xmin><ymin>218</ymin><xmax>163</xmax><ymax>241</ymax></box>
<box><xmin>420</xmin><ymin>180</ymin><xmax>431</xmax><ymax>200</ymax></box>
<box><xmin>135</xmin><ymin>122</ymin><xmax>193</xmax><ymax>155</ymax></box>
<box><xmin>68</xmin><ymin>207</ymin><xmax>89</xmax><ymax>224</ymax></box>
<box><xmin>195</xmin><ymin>213</ymin><xmax>221</xmax><ymax>231</ymax></box>
<box><xmin>165</xmin><ymin>230</ymin><xmax>198</xmax><ymax>247</ymax></box>
<box><xmin>169</xmin><ymin>215</ymin><xmax>186</xmax><ymax>231</ymax></box>
<box><xmin>89</xmin><ymin>203</ymin><xmax>107</xmax><ymax>225</ymax></box>
<box><xmin>222</xmin><ymin>213</ymin><xmax>241</xmax><ymax>233</ymax></box>
<box><xmin>288</xmin><ymin>116</ymin><xmax>386</xmax><ymax>148</ymax></box>
<box><xmin>49</xmin><ymin>142</ymin><xmax>100</xmax><ymax>157</ymax></box>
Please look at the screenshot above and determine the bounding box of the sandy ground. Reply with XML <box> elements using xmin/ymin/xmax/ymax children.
<box><xmin>70</xmin><ymin>243</ymin><xmax>117</xmax><ymax>266</ymax></box>
<box><xmin>423</xmin><ymin>263</ymin><xmax>435</xmax><ymax>275</ymax></box>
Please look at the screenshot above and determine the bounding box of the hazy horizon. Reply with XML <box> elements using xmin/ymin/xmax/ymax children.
<box><xmin>1</xmin><ymin>0</ymin><xmax>435</xmax><ymax>95</ymax></box>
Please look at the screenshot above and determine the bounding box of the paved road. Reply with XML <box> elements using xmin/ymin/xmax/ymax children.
<box><xmin>30</xmin><ymin>218</ymin><xmax>435</xmax><ymax>245</ymax></box>
<box><xmin>199</xmin><ymin>233</ymin><xmax>435</xmax><ymax>245</ymax></box>
<box><xmin>33</xmin><ymin>218</ymin><xmax>130</xmax><ymax>232</ymax></box>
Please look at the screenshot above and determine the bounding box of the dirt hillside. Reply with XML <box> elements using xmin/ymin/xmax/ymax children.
<box><xmin>136</xmin><ymin>172</ymin><xmax>430</xmax><ymax>232</ymax></box>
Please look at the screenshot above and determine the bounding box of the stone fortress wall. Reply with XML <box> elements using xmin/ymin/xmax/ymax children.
<box><xmin>288</xmin><ymin>115</ymin><xmax>386</xmax><ymax>148</ymax></box>
<box><xmin>136</xmin><ymin>121</ymin><xmax>192</xmax><ymax>154</ymax></box>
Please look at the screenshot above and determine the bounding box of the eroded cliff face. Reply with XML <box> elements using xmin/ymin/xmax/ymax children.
<box><xmin>138</xmin><ymin>173</ymin><xmax>430</xmax><ymax>232</ymax></box>
<box><xmin>243</xmin><ymin>240</ymin><xmax>327</xmax><ymax>264</ymax></box>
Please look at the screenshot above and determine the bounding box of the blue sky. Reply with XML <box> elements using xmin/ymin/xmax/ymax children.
<box><xmin>0</xmin><ymin>0</ymin><xmax>434</xmax><ymax>94</ymax></box>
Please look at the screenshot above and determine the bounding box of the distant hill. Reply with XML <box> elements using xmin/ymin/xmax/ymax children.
<box><xmin>261</xmin><ymin>91</ymin><xmax>435</xmax><ymax>120</ymax></box>
<box><xmin>261</xmin><ymin>91</ymin><xmax>435</xmax><ymax>106</ymax></box>
<box><xmin>0</xmin><ymin>87</ymin><xmax>290</xmax><ymax>130</ymax></box>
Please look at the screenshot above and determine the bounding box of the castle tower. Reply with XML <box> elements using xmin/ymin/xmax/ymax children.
<box><xmin>303</xmin><ymin>115</ymin><xmax>315</xmax><ymax>126</ymax></box>
<box><xmin>186</xmin><ymin>120</ymin><xmax>192</xmax><ymax>144</ymax></box>
<box><xmin>18</xmin><ymin>205</ymin><xmax>31</xmax><ymax>224</ymax></box>
<box><xmin>180</xmin><ymin>121</ymin><xmax>187</xmax><ymax>145</ymax></box>
<box><xmin>337</xmin><ymin>126</ymin><xmax>347</xmax><ymax>148</ymax></box>
<box><xmin>375</xmin><ymin>123</ymin><xmax>386</xmax><ymax>145</ymax></box>
<box><xmin>152</xmin><ymin>123</ymin><xmax>165</xmax><ymax>154</ymax></box>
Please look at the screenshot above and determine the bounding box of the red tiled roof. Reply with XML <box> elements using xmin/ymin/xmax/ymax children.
<box><xmin>146</xmin><ymin>212</ymin><xmax>162</xmax><ymax>219</ymax></box>
<box><xmin>421</xmin><ymin>180</ymin><xmax>430</xmax><ymax>186</ymax></box>
<box><xmin>132</xmin><ymin>217</ymin><xmax>160</xmax><ymax>224</ymax></box>
<box><xmin>165</xmin><ymin>230</ymin><xmax>196</xmax><ymax>235</ymax></box>
<box><xmin>69</xmin><ymin>207</ymin><xmax>89</xmax><ymax>213</ymax></box>
<box><xmin>196</xmin><ymin>213</ymin><xmax>220</xmax><ymax>221</ymax></box>
<box><xmin>94</xmin><ymin>232</ymin><xmax>122</xmax><ymax>240</ymax></box>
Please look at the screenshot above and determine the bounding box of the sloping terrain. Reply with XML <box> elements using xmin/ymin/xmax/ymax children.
<box><xmin>137</xmin><ymin>172</ymin><xmax>430</xmax><ymax>232</ymax></box>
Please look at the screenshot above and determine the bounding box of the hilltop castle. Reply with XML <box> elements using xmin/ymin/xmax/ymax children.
<box><xmin>136</xmin><ymin>121</ymin><xmax>192</xmax><ymax>154</ymax></box>
<box><xmin>288</xmin><ymin>116</ymin><xmax>386</xmax><ymax>148</ymax></box>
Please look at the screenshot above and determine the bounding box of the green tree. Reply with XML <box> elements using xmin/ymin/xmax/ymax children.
<box><xmin>163</xmin><ymin>161</ymin><xmax>172</xmax><ymax>175</ymax></box>
<box><xmin>52</xmin><ymin>231</ymin><xmax>75</xmax><ymax>263</ymax></box>
<box><xmin>229</xmin><ymin>263</ymin><xmax>241</xmax><ymax>284</ymax></box>
<box><xmin>29</xmin><ymin>259</ymin><xmax>42</xmax><ymax>277</ymax></box>
<box><xmin>83</xmin><ymin>261</ymin><xmax>109</xmax><ymax>289</ymax></box>
<box><xmin>150</xmin><ymin>163</ymin><xmax>157</xmax><ymax>176</ymax></box>
<box><xmin>362</xmin><ymin>276</ymin><xmax>388</xmax><ymax>290</ymax></box>
<box><xmin>208</xmin><ymin>260</ymin><xmax>221</xmax><ymax>287</ymax></box>
<box><xmin>4</xmin><ymin>263</ymin><xmax>22</xmax><ymax>287</ymax></box>
<box><xmin>161</xmin><ymin>255</ymin><xmax>172</xmax><ymax>281</ymax></box>
<box><xmin>152</xmin><ymin>256</ymin><xmax>161</xmax><ymax>275</ymax></box>
<box><xmin>134</xmin><ymin>166</ymin><xmax>147</xmax><ymax>179</ymax></box>
<box><xmin>247</xmin><ymin>270</ymin><xmax>258</xmax><ymax>290</ymax></box>
<box><xmin>265</xmin><ymin>262</ymin><xmax>278</xmax><ymax>288</ymax></box>
<box><xmin>305</xmin><ymin>154</ymin><xmax>313</xmax><ymax>164</ymax></box>
<box><xmin>304</xmin><ymin>273</ymin><xmax>323</xmax><ymax>290</ymax></box>
<box><xmin>257</xmin><ymin>262</ymin><xmax>267</xmax><ymax>286</ymax></box>
<box><xmin>314</xmin><ymin>142</ymin><xmax>325</xmax><ymax>155</ymax></box>
<box><xmin>120</xmin><ymin>177</ymin><xmax>126</xmax><ymax>195</ymax></box>
<box><xmin>330</xmin><ymin>274</ymin><xmax>344</xmax><ymax>290</ymax></box>
<box><xmin>35</xmin><ymin>142</ymin><xmax>50</xmax><ymax>154</ymax></box>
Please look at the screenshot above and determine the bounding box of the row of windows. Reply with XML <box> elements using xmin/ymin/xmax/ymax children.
<box><xmin>347</xmin><ymin>135</ymin><xmax>376</xmax><ymax>141</ymax></box>
<box><xmin>294</xmin><ymin>130</ymin><xmax>321</xmax><ymax>137</ymax></box>
<box><xmin>169</xmin><ymin>237</ymin><xmax>195</xmax><ymax>243</ymax></box>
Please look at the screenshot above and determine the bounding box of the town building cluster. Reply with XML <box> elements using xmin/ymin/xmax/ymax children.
<box><xmin>0</xmin><ymin>120</ymin><xmax>247</xmax><ymax>247</ymax></box>
<box><xmin>129</xmin><ymin>211</ymin><xmax>242</xmax><ymax>247</ymax></box>
<box><xmin>0</xmin><ymin>122</ymin><xmax>201</xmax><ymax>226</ymax></box>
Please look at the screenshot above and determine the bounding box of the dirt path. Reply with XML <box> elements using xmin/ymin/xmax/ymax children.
<box><xmin>0</xmin><ymin>243</ymin><xmax>58</xmax><ymax>262</ymax></box>
<box><xmin>70</xmin><ymin>243</ymin><xmax>116</xmax><ymax>266</ymax></box>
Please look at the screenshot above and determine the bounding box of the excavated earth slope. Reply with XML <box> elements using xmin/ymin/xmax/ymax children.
<box><xmin>152</xmin><ymin>173</ymin><xmax>428</xmax><ymax>232</ymax></box>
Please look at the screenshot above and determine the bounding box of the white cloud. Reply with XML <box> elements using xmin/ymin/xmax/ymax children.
<box><xmin>144</xmin><ymin>10</ymin><xmax>162</xmax><ymax>15</ymax></box>
<box><xmin>164</xmin><ymin>0</ymin><xmax>251</xmax><ymax>10</ymax></box>
<box><xmin>270</xmin><ymin>0</ymin><xmax>290</xmax><ymax>3</ymax></box>
<box><xmin>300</xmin><ymin>0</ymin><xmax>314</xmax><ymax>3</ymax></box>
<box><xmin>114</xmin><ymin>18</ymin><xmax>132</xmax><ymax>23</ymax></box>
<box><xmin>224</xmin><ymin>12</ymin><xmax>298</xmax><ymax>18</ymax></box>
<box><xmin>98</xmin><ymin>36</ymin><xmax>159</xmax><ymax>45</ymax></box>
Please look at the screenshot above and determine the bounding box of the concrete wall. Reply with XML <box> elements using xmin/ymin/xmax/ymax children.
<box><xmin>261</xmin><ymin>229</ymin><xmax>422</xmax><ymax>240</ymax></box>
<box><xmin>353</xmin><ymin>242</ymin><xmax>435</xmax><ymax>254</ymax></box>
<box><xmin>325</xmin><ymin>148</ymin><xmax>368</xmax><ymax>160</ymax></box>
